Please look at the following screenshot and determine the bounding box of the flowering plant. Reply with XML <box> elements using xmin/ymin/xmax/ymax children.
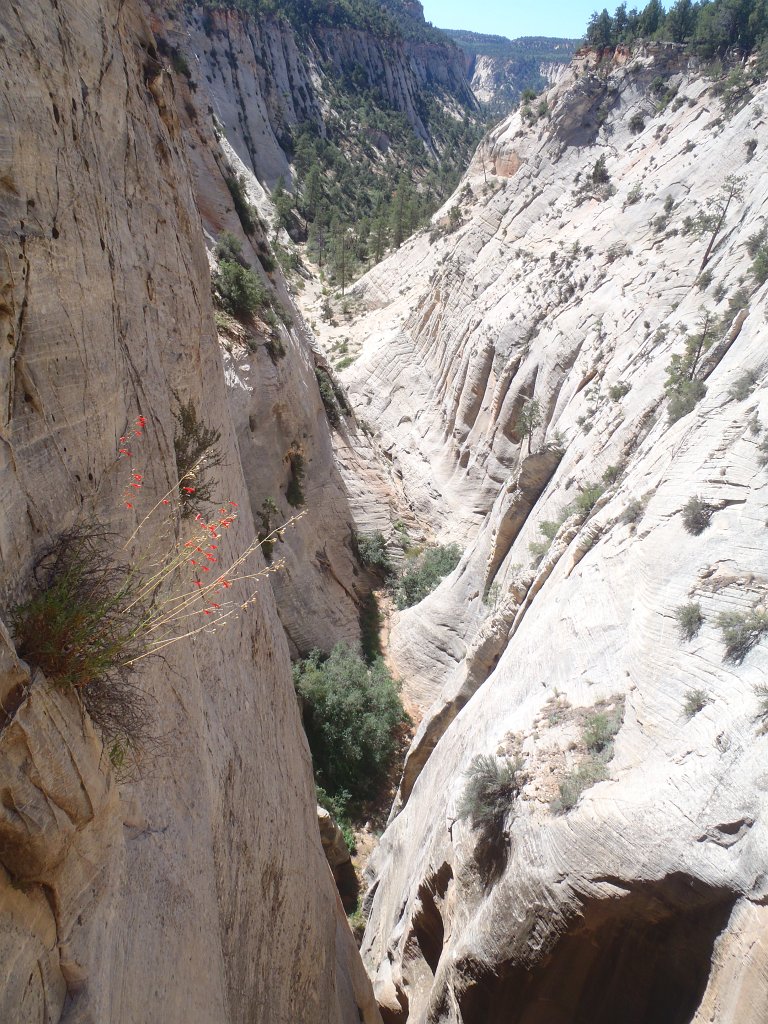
<box><xmin>9</xmin><ymin>412</ymin><xmax>299</xmax><ymax>770</ymax></box>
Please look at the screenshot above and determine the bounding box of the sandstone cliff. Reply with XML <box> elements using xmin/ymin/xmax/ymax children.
<box><xmin>0</xmin><ymin>1</ymin><xmax>379</xmax><ymax>1021</ymax></box>
<box><xmin>336</xmin><ymin>45</ymin><xmax>768</xmax><ymax>1023</ymax></box>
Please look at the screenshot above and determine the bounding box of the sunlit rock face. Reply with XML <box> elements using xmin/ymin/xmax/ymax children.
<box><xmin>340</xmin><ymin>45</ymin><xmax>768</xmax><ymax>1023</ymax></box>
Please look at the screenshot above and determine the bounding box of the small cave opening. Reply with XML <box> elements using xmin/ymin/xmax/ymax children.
<box><xmin>412</xmin><ymin>863</ymin><xmax>453</xmax><ymax>975</ymax></box>
<box><xmin>457</xmin><ymin>874</ymin><xmax>735</xmax><ymax>1024</ymax></box>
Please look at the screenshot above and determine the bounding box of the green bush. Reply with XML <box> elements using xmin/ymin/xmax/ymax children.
<box><xmin>682</xmin><ymin>496</ymin><xmax>713</xmax><ymax>535</ymax></box>
<box><xmin>215</xmin><ymin>231</ymin><xmax>245</xmax><ymax>264</ymax></box>
<box><xmin>355</xmin><ymin>531</ymin><xmax>392</xmax><ymax>575</ymax></box>
<box><xmin>294</xmin><ymin>643</ymin><xmax>406</xmax><ymax>803</ymax></box>
<box><xmin>285</xmin><ymin>442</ymin><xmax>306</xmax><ymax>507</ymax></box>
<box><xmin>683</xmin><ymin>689</ymin><xmax>711</xmax><ymax>719</ymax></box>
<box><xmin>173</xmin><ymin>398</ymin><xmax>223</xmax><ymax>518</ymax></box>
<box><xmin>8</xmin><ymin>525</ymin><xmax>152</xmax><ymax>755</ymax></box>
<box><xmin>729</xmin><ymin>370</ymin><xmax>757</xmax><ymax>401</ymax></box>
<box><xmin>316</xmin><ymin>785</ymin><xmax>356</xmax><ymax>853</ymax></box>
<box><xmin>583</xmin><ymin>709</ymin><xmax>622</xmax><ymax>755</ymax></box>
<box><xmin>553</xmin><ymin>757</ymin><xmax>608</xmax><ymax>814</ymax></box>
<box><xmin>395</xmin><ymin>543</ymin><xmax>461</xmax><ymax>609</ymax></box>
<box><xmin>214</xmin><ymin>260</ymin><xmax>269</xmax><ymax>320</ymax></box>
<box><xmin>621</xmin><ymin>497</ymin><xmax>647</xmax><ymax>528</ymax></box>
<box><xmin>675</xmin><ymin>602</ymin><xmax>704</xmax><ymax>641</ymax></box>
<box><xmin>717</xmin><ymin>609</ymin><xmax>768</xmax><ymax>663</ymax></box>
<box><xmin>315</xmin><ymin>367</ymin><xmax>341</xmax><ymax>426</ymax></box>
<box><xmin>456</xmin><ymin>754</ymin><xmax>523</xmax><ymax>835</ymax></box>
<box><xmin>629</xmin><ymin>112</ymin><xmax>646</xmax><ymax>133</ymax></box>
<box><xmin>225</xmin><ymin>173</ymin><xmax>257</xmax><ymax>235</ymax></box>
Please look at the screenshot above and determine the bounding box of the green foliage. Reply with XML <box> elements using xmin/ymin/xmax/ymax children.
<box><xmin>585</xmin><ymin>0</ymin><xmax>768</xmax><ymax>58</ymax></box>
<box><xmin>675</xmin><ymin>602</ymin><xmax>704</xmax><ymax>641</ymax></box>
<box><xmin>729</xmin><ymin>370</ymin><xmax>758</xmax><ymax>401</ymax></box>
<box><xmin>583</xmin><ymin>708</ymin><xmax>623</xmax><ymax>755</ymax></box>
<box><xmin>629</xmin><ymin>111</ymin><xmax>646</xmax><ymax>133</ymax></box>
<box><xmin>717</xmin><ymin>609</ymin><xmax>768</xmax><ymax>663</ymax></box>
<box><xmin>608</xmin><ymin>381</ymin><xmax>631</xmax><ymax>401</ymax></box>
<box><xmin>530</xmin><ymin>483</ymin><xmax>605</xmax><ymax>563</ymax></box>
<box><xmin>294</xmin><ymin>643</ymin><xmax>406</xmax><ymax>802</ymax></box>
<box><xmin>173</xmin><ymin>397</ymin><xmax>223</xmax><ymax>518</ymax></box>
<box><xmin>355</xmin><ymin>531</ymin><xmax>392</xmax><ymax>575</ymax></box>
<box><xmin>515</xmin><ymin>398</ymin><xmax>542</xmax><ymax>453</ymax></box>
<box><xmin>456</xmin><ymin>754</ymin><xmax>523</xmax><ymax>835</ymax></box>
<box><xmin>225</xmin><ymin>173</ymin><xmax>257</xmax><ymax>235</ymax></box>
<box><xmin>8</xmin><ymin>524</ymin><xmax>153</xmax><ymax>753</ymax></box>
<box><xmin>215</xmin><ymin>231</ymin><xmax>245</xmax><ymax>264</ymax></box>
<box><xmin>256</xmin><ymin>497</ymin><xmax>283</xmax><ymax>561</ymax></box>
<box><xmin>214</xmin><ymin>260</ymin><xmax>270</xmax><ymax>320</ymax></box>
<box><xmin>591</xmin><ymin>154</ymin><xmax>610</xmax><ymax>185</ymax></box>
<box><xmin>683</xmin><ymin>689</ymin><xmax>711</xmax><ymax>719</ymax></box>
<box><xmin>315</xmin><ymin>367</ymin><xmax>342</xmax><ymax>427</ymax></box>
<box><xmin>622</xmin><ymin>497</ymin><xmax>647</xmax><ymax>527</ymax></box>
<box><xmin>359</xmin><ymin>593</ymin><xmax>383</xmax><ymax>664</ymax></box>
<box><xmin>316</xmin><ymin>785</ymin><xmax>356</xmax><ymax>853</ymax></box>
<box><xmin>395</xmin><ymin>544</ymin><xmax>462</xmax><ymax>609</ymax></box>
<box><xmin>665</xmin><ymin>310</ymin><xmax>719</xmax><ymax>423</ymax></box>
<box><xmin>285</xmin><ymin>442</ymin><xmax>306</xmax><ymax>507</ymax></box>
<box><xmin>682</xmin><ymin>495</ymin><xmax>714</xmax><ymax>535</ymax></box>
<box><xmin>553</xmin><ymin>757</ymin><xmax>608</xmax><ymax>813</ymax></box>
<box><xmin>747</xmin><ymin>226</ymin><xmax>768</xmax><ymax>283</ymax></box>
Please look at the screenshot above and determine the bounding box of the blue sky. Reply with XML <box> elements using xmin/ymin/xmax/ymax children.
<box><xmin>420</xmin><ymin>0</ymin><xmax>605</xmax><ymax>39</ymax></box>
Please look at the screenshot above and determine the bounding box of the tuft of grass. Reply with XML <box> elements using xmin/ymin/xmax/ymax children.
<box><xmin>682</xmin><ymin>689</ymin><xmax>711</xmax><ymax>719</ymax></box>
<box><xmin>552</xmin><ymin>757</ymin><xmax>608</xmax><ymax>813</ymax></box>
<box><xmin>583</xmin><ymin>709</ymin><xmax>623</xmax><ymax>755</ymax></box>
<box><xmin>456</xmin><ymin>754</ymin><xmax>523</xmax><ymax>836</ymax></box>
<box><xmin>682</xmin><ymin>496</ymin><xmax>714</xmax><ymax>535</ymax></box>
<box><xmin>675</xmin><ymin>602</ymin><xmax>704</xmax><ymax>641</ymax></box>
<box><xmin>717</xmin><ymin>609</ymin><xmax>768</xmax><ymax>663</ymax></box>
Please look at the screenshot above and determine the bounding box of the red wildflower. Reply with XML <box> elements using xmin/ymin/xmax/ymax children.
<box><xmin>125</xmin><ymin>502</ymin><xmax>133</xmax><ymax>509</ymax></box>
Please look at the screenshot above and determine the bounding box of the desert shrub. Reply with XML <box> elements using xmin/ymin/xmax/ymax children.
<box><xmin>682</xmin><ymin>689</ymin><xmax>711</xmax><ymax>718</ymax></box>
<box><xmin>553</xmin><ymin>757</ymin><xmax>608</xmax><ymax>813</ymax></box>
<box><xmin>591</xmin><ymin>154</ymin><xmax>610</xmax><ymax>185</ymax></box>
<box><xmin>755</xmin><ymin>684</ymin><xmax>768</xmax><ymax>726</ymax></box>
<box><xmin>395</xmin><ymin>544</ymin><xmax>461</xmax><ymax>609</ymax></box>
<box><xmin>729</xmin><ymin>370</ymin><xmax>758</xmax><ymax>401</ymax></box>
<box><xmin>294</xmin><ymin>643</ymin><xmax>406</xmax><ymax>802</ymax></box>
<box><xmin>667</xmin><ymin>379</ymin><xmax>707</xmax><ymax>424</ymax></box>
<box><xmin>675</xmin><ymin>602</ymin><xmax>704</xmax><ymax>640</ymax></box>
<box><xmin>316</xmin><ymin>785</ymin><xmax>356</xmax><ymax>853</ymax></box>
<box><xmin>214</xmin><ymin>260</ymin><xmax>269</xmax><ymax>320</ymax></box>
<box><xmin>583</xmin><ymin>708</ymin><xmax>623</xmax><ymax>755</ymax></box>
<box><xmin>573</xmin><ymin>482</ymin><xmax>605</xmax><ymax>515</ymax></box>
<box><xmin>173</xmin><ymin>398</ymin><xmax>223</xmax><ymax>518</ymax></box>
<box><xmin>284</xmin><ymin>442</ymin><xmax>306</xmax><ymax>507</ymax></box>
<box><xmin>225</xmin><ymin>173</ymin><xmax>257</xmax><ymax>235</ymax></box>
<box><xmin>8</xmin><ymin>525</ymin><xmax>154</xmax><ymax>755</ymax></box>
<box><xmin>256</xmin><ymin>497</ymin><xmax>283</xmax><ymax>561</ymax></box>
<box><xmin>621</xmin><ymin>497</ymin><xmax>647</xmax><ymax>527</ymax></box>
<box><xmin>215</xmin><ymin>231</ymin><xmax>245</xmax><ymax>264</ymax></box>
<box><xmin>697</xmin><ymin>269</ymin><xmax>713</xmax><ymax>291</ymax></box>
<box><xmin>608</xmin><ymin>381</ymin><xmax>631</xmax><ymax>401</ymax></box>
<box><xmin>629</xmin><ymin>112</ymin><xmax>646</xmax><ymax>133</ymax></box>
<box><xmin>625</xmin><ymin>182</ymin><xmax>643</xmax><ymax>206</ymax></box>
<box><xmin>359</xmin><ymin>593</ymin><xmax>383</xmax><ymax>664</ymax></box>
<box><xmin>315</xmin><ymin>367</ymin><xmax>341</xmax><ymax>427</ymax></box>
<box><xmin>682</xmin><ymin>495</ymin><xmax>714</xmax><ymax>535</ymax></box>
<box><xmin>355</xmin><ymin>531</ymin><xmax>392</xmax><ymax>575</ymax></box>
<box><xmin>456</xmin><ymin>754</ymin><xmax>523</xmax><ymax>835</ymax></box>
<box><xmin>717</xmin><ymin>609</ymin><xmax>768</xmax><ymax>663</ymax></box>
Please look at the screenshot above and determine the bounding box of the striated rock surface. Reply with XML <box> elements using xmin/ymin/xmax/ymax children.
<box><xmin>337</xmin><ymin>45</ymin><xmax>768</xmax><ymax>1021</ymax></box>
<box><xmin>0</xmin><ymin>1</ymin><xmax>378</xmax><ymax>1021</ymax></box>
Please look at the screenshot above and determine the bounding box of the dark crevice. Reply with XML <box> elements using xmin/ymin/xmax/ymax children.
<box><xmin>456</xmin><ymin>874</ymin><xmax>735</xmax><ymax>1024</ymax></box>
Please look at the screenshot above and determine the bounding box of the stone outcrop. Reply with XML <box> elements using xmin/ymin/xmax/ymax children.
<box><xmin>335</xmin><ymin>46</ymin><xmax>768</xmax><ymax>1022</ymax></box>
<box><xmin>0</xmin><ymin>0</ymin><xmax>379</xmax><ymax>1021</ymax></box>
